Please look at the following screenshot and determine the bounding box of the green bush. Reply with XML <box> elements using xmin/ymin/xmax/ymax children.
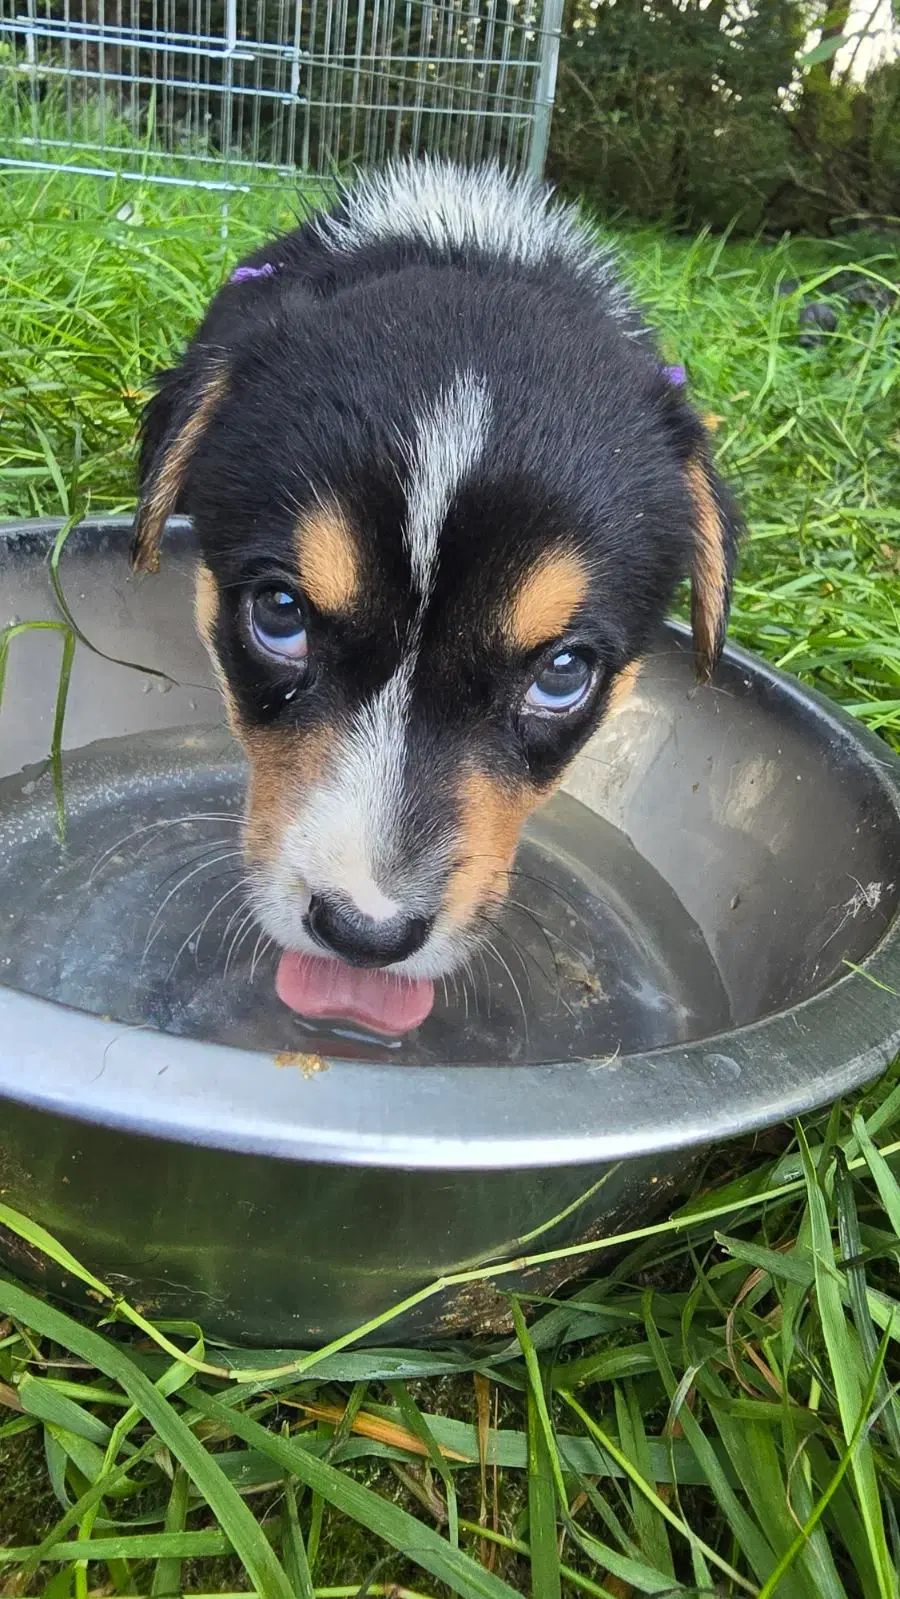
<box><xmin>548</xmin><ymin>0</ymin><xmax>900</xmax><ymax>236</ymax></box>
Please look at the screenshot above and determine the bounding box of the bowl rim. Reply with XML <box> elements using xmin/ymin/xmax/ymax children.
<box><xmin>1</xmin><ymin>514</ymin><xmax>899</xmax><ymax>1171</ymax></box>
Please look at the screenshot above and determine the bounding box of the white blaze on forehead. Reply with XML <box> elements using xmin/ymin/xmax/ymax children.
<box><xmin>404</xmin><ymin>371</ymin><xmax>492</xmax><ymax>603</ymax></box>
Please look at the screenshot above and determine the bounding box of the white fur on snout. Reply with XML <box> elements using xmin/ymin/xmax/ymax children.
<box><xmin>248</xmin><ymin>659</ymin><xmax>461</xmax><ymax>973</ymax></box>
<box><xmin>295</xmin><ymin>662</ymin><xmax>413</xmax><ymax>917</ymax></box>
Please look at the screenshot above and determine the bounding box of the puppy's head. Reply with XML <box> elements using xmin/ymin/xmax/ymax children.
<box><xmin>133</xmin><ymin>267</ymin><xmax>739</xmax><ymax>989</ymax></box>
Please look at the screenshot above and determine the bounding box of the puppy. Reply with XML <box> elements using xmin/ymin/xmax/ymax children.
<box><xmin>132</xmin><ymin>159</ymin><xmax>740</xmax><ymax>1035</ymax></box>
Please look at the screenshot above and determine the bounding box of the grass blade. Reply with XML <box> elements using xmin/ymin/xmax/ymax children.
<box><xmin>46</xmin><ymin>515</ymin><xmax>176</xmax><ymax>684</ymax></box>
<box><xmin>17</xmin><ymin>1373</ymin><xmax>117</xmax><ymax>1448</ymax></box>
<box><xmin>798</xmin><ymin>1124</ymin><xmax>896</xmax><ymax>1599</ymax></box>
<box><xmin>387</xmin><ymin>1380</ymin><xmax>460</xmax><ymax>1544</ymax></box>
<box><xmin>852</xmin><ymin>1112</ymin><xmax>900</xmax><ymax>1238</ymax></box>
<box><xmin>184</xmin><ymin>1385</ymin><xmax>525</xmax><ymax>1599</ymax></box>
<box><xmin>526</xmin><ymin>1386</ymin><xmax>561</xmax><ymax>1599</ymax></box>
<box><xmin>281</xmin><ymin>1475</ymin><xmax>315</xmax><ymax>1599</ymax></box>
<box><xmin>49</xmin><ymin>624</ymin><xmax>76</xmax><ymax>841</ymax></box>
<box><xmin>613</xmin><ymin>1381</ymin><xmax>673</xmax><ymax>1578</ymax></box>
<box><xmin>0</xmin><ymin>1202</ymin><xmax>114</xmax><ymax>1300</ymax></box>
<box><xmin>642</xmin><ymin>1292</ymin><xmax>779</xmax><ymax>1584</ymax></box>
<box><xmin>151</xmin><ymin>1467</ymin><xmax>190</xmax><ymax>1598</ymax></box>
<box><xmin>0</xmin><ymin>1532</ymin><xmax>231</xmax><ymax>1564</ymax></box>
<box><xmin>561</xmin><ymin>1390</ymin><xmax>752</xmax><ymax>1592</ymax></box>
<box><xmin>0</xmin><ymin>1278</ymin><xmax>295</xmax><ymax>1599</ymax></box>
<box><xmin>510</xmin><ymin>1300</ymin><xmax>567</xmax><ymax>1508</ymax></box>
<box><xmin>18</xmin><ymin>1435</ymin><xmax>162</xmax><ymax>1579</ymax></box>
<box><xmin>757</xmin><ymin>1327</ymin><xmax>893</xmax><ymax>1599</ymax></box>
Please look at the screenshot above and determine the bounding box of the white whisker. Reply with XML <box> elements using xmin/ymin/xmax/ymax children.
<box><xmin>143</xmin><ymin>851</ymin><xmax>246</xmax><ymax>960</ymax></box>
<box><xmin>166</xmin><ymin>877</ymin><xmax>251</xmax><ymax>978</ymax></box>
<box><xmin>89</xmin><ymin>812</ymin><xmax>243</xmax><ymax>884</ymax></box>
<box><xmin>224</xmin><ymin>908</ymin><xmax>259</xmax><ymax>977</ymax></box>
<box><xmin>482</xmin><ymin>934</ymin><xmax>528</xmax><ymax>1040</ymax></box>
<box><xmin>250</xmin><ymin>929</ymin><xmax>275</xmax><ymax>982</ymax></box>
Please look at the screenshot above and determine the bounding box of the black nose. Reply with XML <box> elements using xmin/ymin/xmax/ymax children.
<box><xmin>305</xmin><ymin>895</ymin><xmax>433</xmax><ymax>968</ymax></box>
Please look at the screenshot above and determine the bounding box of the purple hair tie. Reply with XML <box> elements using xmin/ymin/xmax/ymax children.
<box><xmin>661</xmin><ymin>362</ymin><xmax>687</xmax><ymax>387</ymax></box>
<box><xmin>230</xmin><ymin>261</ymin><xmax>277</xmax><ymax>284</ymax></box>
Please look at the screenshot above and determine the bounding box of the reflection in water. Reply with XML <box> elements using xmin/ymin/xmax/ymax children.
<box><xmin>0</xmin><ymin>728</ymin><xmax>732</xmax><ymax>1065</ymax></box>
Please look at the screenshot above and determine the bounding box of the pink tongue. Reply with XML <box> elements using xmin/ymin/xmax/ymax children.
<box><xmin>276</xmin><ymin>950</ymin><xmax>434</xmax><ymax>1036</ymax></box>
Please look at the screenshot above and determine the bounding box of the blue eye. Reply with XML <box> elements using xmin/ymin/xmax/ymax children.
<box><xmin>525</xmin><ymin>650</ymin><xmax>593</xmax><ymax>712</ymax></box>
<box><xmin>249</xmin><ymin>587</ymin><xmax>308</xmax><ymax>663</ymax></box>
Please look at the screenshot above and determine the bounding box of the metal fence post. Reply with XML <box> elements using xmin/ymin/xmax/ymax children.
<box><xmin>526</xmin><ymin>0</ymin><xmax>563</xmax><ymax>180</ymax></box>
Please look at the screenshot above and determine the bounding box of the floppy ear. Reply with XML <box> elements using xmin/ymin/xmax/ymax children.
<box><xmin>684</xmin><ymin>450</ymin><xmax>741</xmax><ymax>683</ymax></box>
<box><xmin>131</xmin><ymin>361</ymin><xmax>228</xmax><ymax>574</ymax></box>
<box><xmin>656</xmin><ymin>380</ymin><xmax>742</xmax><ymax>682</ymax></box>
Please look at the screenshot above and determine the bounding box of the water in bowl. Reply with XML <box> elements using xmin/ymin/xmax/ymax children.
<box><xmin>0</xmin><ymin>727</ymin><xmax>731</xmax><ymax>1064</ymax></box>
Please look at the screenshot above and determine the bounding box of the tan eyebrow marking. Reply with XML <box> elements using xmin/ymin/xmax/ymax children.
<box><xmin>505</xmin><ymin>550</ymin><xmax>589</xmax><ymax>651</ymax></box>
<box><xmin>295</xmin><ymin>506</ymin><xmax>360</xmax><ymax>615</ymax></box>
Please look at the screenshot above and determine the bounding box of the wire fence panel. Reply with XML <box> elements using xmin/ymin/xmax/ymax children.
<box><xmin>0</xmin><ymin>0</ymin><xmax>563</xmax><ymax>186</ymax></box>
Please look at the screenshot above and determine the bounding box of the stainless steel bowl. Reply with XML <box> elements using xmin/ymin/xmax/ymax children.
<box><xmin>1</xmin><ymin>516</ymin><xmax>898</xmax><ymax>1344</ymax></box>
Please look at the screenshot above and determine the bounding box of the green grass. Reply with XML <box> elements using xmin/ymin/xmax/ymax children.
<box><xmin>1</xmin><ymin>142</ymin><xmax>900</xmax><ymax>1597</ymax></box>
<box><xmin>0</xmin><ymin>1087</ymin><xmax>899</xmax><ymax>1598</ymax></box>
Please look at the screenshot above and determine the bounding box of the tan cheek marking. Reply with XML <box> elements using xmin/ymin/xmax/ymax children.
<box><xmin>194</xmin><ymin>562</ymin><xmax>218</xmax><ymax>650</ymax></box>
<box><xmin>194</xmin><ymin>562</ymin><xmax>337</xmax><ymax>866</ymax></box>
<box><xmin>443</xmin><ymin>771</ymin><xmax>542</xmax><ymax>925</ymax></box>
<box><xmin>606</xmin><ymin>658</ymin><xmax>642</xmax><ymax>718</ymax></box>
<box><xmin>687</xmin><ymin>458</ymin><xmax>727</xmax><ymax>682</ymax></box>
<box><xmin>506</xmin><ymin>551</ymin><xmax>589</xmax><ymax>652</ymax></box>
<box><xmin>192</xmin><ymin>562</ymin><xmax>242</xmax><ymax>733</ymax></box>
<box><xmin>193</xmin><ymin>562</ymin><xmax>337</xmax><ymax>866</ymax></box>
<box><xmin>242</xmin><ymin>726</ymin><xmax>333</xmax><ymax>865</ymax></box>
<box><xmin>295</xmin><ymin>507</ymin><xmax>359</xmax><ymax>615</ymax></box>
<box><xmin>133</xmin><ymin>367</ymin><xmax>228</xmax><ymax>574</ymax></box>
